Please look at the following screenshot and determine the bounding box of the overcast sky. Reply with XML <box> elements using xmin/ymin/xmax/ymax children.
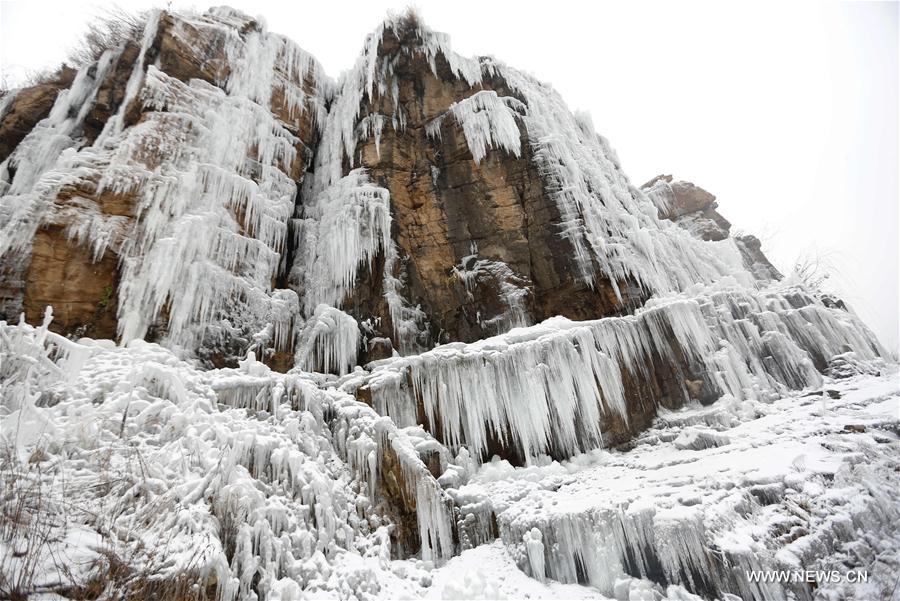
<box><xmin>1</xmin><ymin>0</ymin><xmax>897</xmax><ymax>352</ymax></box>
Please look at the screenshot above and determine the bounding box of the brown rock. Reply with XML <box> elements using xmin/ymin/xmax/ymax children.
<box><xmin>0</xmin><ymin>67</ymin><xmax>77</xmax><ymax>163</ymax></box>
<box><xmin>328</xmin><ymin>19</ymin><xmax>646</xmax><ymax>352</ymax></box>
<box><xmin>24</xmin><ymin>226</ymin><xmax>119</xmax><ymax>339</ymax></box>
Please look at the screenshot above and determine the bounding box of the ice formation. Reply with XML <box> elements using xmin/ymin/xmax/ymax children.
<box><xmin>457</xmin><ymin>372</ymin><xmax>900</xmax><ymax>600</ymax></box>
<box><xmin>2</xmin><ymin>312</ymin><xmax>896</xmax><ymax>600</ymax></box>
<box><xmin>425</xmin><ymin>90</ymin><xmax>525</xmax><ymax>164</ymax></box>
<box><xmin>0</xmin><ymin>314</ymin><xmax>458</xmax><ymax>599</ymax></box>
<box><xmin>0</xmin><ymin>9</ymin><xmax>332</xmax><ymax>357</ymax></box>
<box><xmin>294</xmin><ymin>304</ymin><xmax>360</xmax><ymax>375</ymax></box>
<box><xmin>292</xmin><ymin>170</ymin><xmax>392</xmax><ymax>314</ymax></box>
<box><xmin>365</xmin><ymin>282</ymin><xmax>887</xmax><ymax>462</ymax></box>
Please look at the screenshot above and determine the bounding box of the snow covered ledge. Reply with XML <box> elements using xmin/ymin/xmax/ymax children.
<box><xmin>361</xmin><ymin>282</ymin><xmax>889</xmax><ymax>464</ymax></box>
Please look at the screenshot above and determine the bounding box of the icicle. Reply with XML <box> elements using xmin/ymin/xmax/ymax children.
<box><xmin>523</xmin><ymin>528</ymin><xmax>546</xmax><ymax>583</ymax></box>
<box><xmin>485</xmin><ymin>60</ymin><xmax>757</xmax><ymax>295</ymax></box>
<box><xmin>292</xmin><ymin>169</ymin><xmax>392</xmax><ymax>313</ymax></box>
<box><xmin>93</xmin><ymin>11</ymin><xmax>161</xmax><ymax>146</ymax></box>
<box><xmin>294</xmin><ymin>304</ymin><xmax>360</xmax><ymax>376</ymax></box>
<box><xmin>367</xmin><ymin>283</ymin><xmax>890</xmax><ymax>463</ymax></box>
<box><xmin>0</xmin><ymin>49</ymin><xmax>120</xmax><ymax>259</ymax></box>
<box><xmin>426</xmin><ymin>91</ymin><xmax>524</xmax><ymax>164</ymax></box>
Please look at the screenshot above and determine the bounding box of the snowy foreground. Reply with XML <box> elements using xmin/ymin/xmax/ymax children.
<box><xmin>1</xmin><ymin>314</ymin><xmax>898</xmax><ymax>601</ymax></box>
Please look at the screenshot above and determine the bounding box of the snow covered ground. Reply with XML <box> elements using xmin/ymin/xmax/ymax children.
<box><xmin>449</xmin><ymin>368</ymin><xmax>899</xmax><ymax>600</ymax></box>
<box><xmin>1</xmin><ymin>312</ymin><xmax>898</xmax><ymax>600</ymax></box>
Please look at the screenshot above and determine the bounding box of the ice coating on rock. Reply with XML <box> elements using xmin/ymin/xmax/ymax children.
<box><xmin>292</xmin><ymin>169</ymin><xmax>392</xmax><ymax>314</ymax></box>
<box><xmin>0</xmin><ymin>9</ymin><xmax>332</xmax><ymax>357</ymax></box>
<box><xmin>0</xmin><ymin>314</ymin><xmax>457</xmax><ymax>597</ymax></box>
<box><xmin>110</xmin><ymin>13</ymin><xmax>328</xmax><ymax>349</ymax></box>
<box><xmin>0</xmin><ymin>50</ymin><xmax>119</xmax><ymax>254</ymax></box>
<box><xmin>426</xmin><ymin>90</ymin><xmax>525</xmax><ymax>164</ymax></box>
<box><xmin>450</xmin><ymin>371</ymin><xmax>900</xmax><ymax>600</ymax></box>
<box><xmin>366</xmin><ymin>283</ymin><xmax>887</xmax><ymax>462</ymax></box>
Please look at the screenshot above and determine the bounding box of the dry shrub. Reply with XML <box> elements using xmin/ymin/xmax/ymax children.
<box><xmin>68</xmin><ymin>7</ymin><xmax>148</xmax><ymax>67</ymax></box>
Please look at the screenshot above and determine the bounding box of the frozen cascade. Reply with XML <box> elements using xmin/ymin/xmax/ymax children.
<box><xmin>0</xmin><ymin>50</ymin><xmax>120</xmax><ymax>256</ymax></box>
<box><xmin>306</xmin><ymin>13</ymin><xmax>484</xmax><ymax>197</ymax></box>
<box><xmin>307</xmin><ymin>14</ymin><xmax>761</xmax><ymax>302</ymax></box>
<box><xmin>0</xmin><ymin>314</ymin><xmax>457</xmax><ymax>599</ymax></box>
<box><xmin>290</xmin><ymin>15</ymin><xmax>486</xmax><ymax>349</ymax></box>
<box><xmin>366</xmin><ymin>282</ymin><xmax>889</xmax><ymax>462</ymax></box>
<box><xmin>292</xmin><ymin>170</ymin><xmax>392</xmax><ymax>313</ymax></box>
<box><xmin>294</xmin><ymin>304</ymin><xmax>361</xmax><ymax>375</ymax></box>
<box><xmin>0</xmin><ymin>9</ymin><xmax>333</xmax><ymax>360</ymax></box>
<box><xmin>381</xmin><ymin>238</ymin><xmax>430</xmax><ymax>354</ymax></box>
<box><xmin>107</xmin><ymin>11</ymin><xmax>331</xmax><ymax>350</ymax></box>
<box><xmin>92</xmin><ymin>10</ymin><xmax>161</xmax><ymax>146</ymax></box>
<box><xmin>425</xmin><ymin>90</ymin><xmax>525</xmax><ymax>164</ymax></box>
<box><xmin>455</xmin><ymin>369</ymin><xmax>900</xmax><ymax>599</ymax></box>
<box><xmin>1</xmin><ymin>9</ymin><xmax>897</xmax><ymax>600</ymax></box>
<box><xmin>293</xmin><ymin>13</ymin><xmax>762</xmax><ymax>358</ymax></box>
<box><xmin>291</xmin><ymin>168</ymin><xmax>429</xmax><ymax>354</ymax></box>
<box><xmin>489</xmin><ymin>65</ymin><xmax>754</xmax><ymax>295</ymax></box>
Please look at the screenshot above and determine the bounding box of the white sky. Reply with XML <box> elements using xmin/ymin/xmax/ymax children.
<box><xmin>1</xmin><ymin>0</ymin><xmax>897</xmax><ymax>352</ymax></box>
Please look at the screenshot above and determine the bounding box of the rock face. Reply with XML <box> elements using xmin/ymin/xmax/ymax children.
<box><xmin>335</xmin><ymin>28</ymin><xmax>645</xmax><ymax>349</ymax></box>
<box><xmin>642</xmin><ymin>173</ymin><xmax>732</xmax><ymax>242</ymax></box>
<box><xmin>0</xmin><ymin>5</ymin><xmax>887</xmax><ymax>456</ymax></box>
<box><xmin>1</xmin><ymin>10</ymin><xmax>790</xmax><ymax>363</ymax></box>
<box><xmin>1</xmin><ymin>8</ymin><xmax>327</xmax><ymax>351</ymax></box>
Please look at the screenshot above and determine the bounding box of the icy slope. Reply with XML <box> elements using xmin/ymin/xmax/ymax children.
<box><xmin>0</xmin><ymin>313</ymin><xmax>457</xmax><ymax>599</ymax></box>
<box><xmin>1</xmin><ymin>313</ymin><xmax>896</xmax><ymax>600</ymax></box>
<box><xmin>449</xmin><ymin>368</ymin><xmax>899</xmax><ymax>601</ymax></box>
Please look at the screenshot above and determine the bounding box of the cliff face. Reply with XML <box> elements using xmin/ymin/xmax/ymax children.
<box><xmin>0</xmin><ymin>8</ymin><xmax>895</xmax><ymax>601</ymax></box>
<box><xmin>1</xmin><ymin>9</ymin><xmax>773</xmax><ymax>364</ymax></box>
<box><xmin>1</xmin><ymin>8</ymin><xmax>328</xmax><ymax>359</ymax></box>
<box><xmin>3</xmin><ymin>7</ymin><xmax>885</xmax><ymax>436</ymax></box>
<box><xmin>0</xmin><ymin>0</ymin><xmax>889</xmax><ymax>472</ymax></box>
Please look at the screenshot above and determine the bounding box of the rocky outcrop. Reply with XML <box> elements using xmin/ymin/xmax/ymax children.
<box><xmin>1</xmin><ymin>8</ymin><xmax>327</xmax><ymax>351</ymax></box>
<box><xmin>735</xmin><ymin>233</ymin><xmax>782</xmax><ymax>281</ymax></box>
<box><xmin>642</xmin><ymin>174</ymin><xmax>782</xmax><ymax>281</ymax></box>
<box><xmin>641</xmin><ymin>174</ymin><xmax>732</xmax><ymax>241</ymax></box>
<box><xmin>321</xmin><ymin>22</ymin><xmax>646</xmax><ymax>355</ymax></box>
<box><xmin>0</xmin><ymin>67</ymin><xmax>76</xmax><ymax>163</ymax></box>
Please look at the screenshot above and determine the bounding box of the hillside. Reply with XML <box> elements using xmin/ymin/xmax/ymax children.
<box><xmin>0</xmin><ymin>7</ymin><xmax>896</xmax><ymax>601</ymax></box>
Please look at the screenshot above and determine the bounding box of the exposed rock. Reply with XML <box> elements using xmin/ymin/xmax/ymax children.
<box><xmin>641</xmin><ymin>174</ymin><xmax>731</xmax><ymax>240</ymax></box>
<box><xmin>0</xmin><ymin>67</ymin><xmax>76</xmax><ymax>163</ymax></box>
<box><xmin>735</xmin><ymin>233</ymin><xmax>782</xmax><ymax>281</ymax></box>
<box><xmin>642</xmin><ymin>174</ymin><xmax>783</xmax><ymax>278</ymax></box>
<box><xmin>24</xmin><ymin>226</ymin><xmax>119</xmax><ymax>339</ymax></box>
<box><xmin>300</xmin><ymin>21</ymin><xmax>647</xmax><ymax>354</ymax></box>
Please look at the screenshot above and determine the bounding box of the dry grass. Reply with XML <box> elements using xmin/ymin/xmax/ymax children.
<box><xmin>67</xmin><ymin>7</ymin><xmax>147</xmax><ymax>68</ymax></box>
<box><xmin>0</xmin><ymin>445</ymin><xmax>71</xmax><ymax>600</ymax></box>
<box><xmin>0</xmin><ymin>442</ymin><xmax>215</xmax><ymax>600</ymax></box>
